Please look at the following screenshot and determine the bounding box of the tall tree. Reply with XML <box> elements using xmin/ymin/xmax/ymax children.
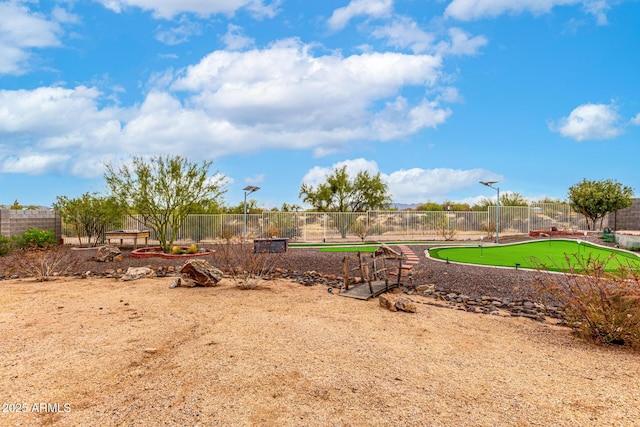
<box><xmin>298</xmin><ymin>166</ymin><xmax>391</xmax><ymax>212</ymax></box>
<box><xmin>500</xmin><ymin>192</ymin><xmax>528</xmax><ymax>206</ymax></box>
<box><xmin>54</xmin><ymin>193</ymin><xmax>125</xmax><ymax>247</ymax></box>
<box><xmin>104</xmin><ymin>155</ymin><xmax>227</xmax><ymax>253</ymax></box>
<box><xmin>299</xmin><ymin>166</ymin><xmax>391</xmax><ymax>238</ymax></box>
<box><xmin>568</xmin><ymin>178</ymin><xmax>634</xmax><ymax>230</ymax></box>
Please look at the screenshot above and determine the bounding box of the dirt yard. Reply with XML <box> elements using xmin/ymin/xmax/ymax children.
<box><xmin>1</xmin><ymin>275</ymin><xmax>639</xmax><ymax>426</ymax></box>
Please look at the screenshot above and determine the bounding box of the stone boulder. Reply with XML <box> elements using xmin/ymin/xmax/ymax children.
<box><xmin>121</xmin><ymin>267</ymin><xmax>155</xmax><ymax>281</ymax></box>
<box><xmin>379</xmin><ymin>293</ymin><xmax>417</xmax><ymax>313</ymax></box>
<box><xmin>176</xmin><ymin>259</ymin><xmax>224</xmax><ymax>287</ymax></box>
<box><xmin>94</xmin><ymin>245</ymin><xmax>122</xmax><ymax>262</ymax></box>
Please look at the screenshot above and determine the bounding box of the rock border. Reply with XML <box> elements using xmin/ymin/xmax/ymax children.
<box><xmin>130</xmin><ymin>246</ymin><xmax>215</xmax><ymax>259</ymax></box>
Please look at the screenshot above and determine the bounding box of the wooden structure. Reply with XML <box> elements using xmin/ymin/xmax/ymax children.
<box><xmin>105</xmin><ymin>230</ymin><xmax>150</xmax><ymax>249</ymax></box>
<box><xmin>340</xmin><ymin>244</ymin><xmax>408</xmax><ymax>300</ymax></box>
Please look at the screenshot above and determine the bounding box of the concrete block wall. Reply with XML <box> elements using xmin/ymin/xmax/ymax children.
<box><xmin>0</xmin><ymin>209</ymin><xmax>62</xmax><ymax>240</ymax></box>
<box><xmin>606</xmin><ymin>198</ymin><xmax>640</xmax><ymax>231</ymax></box>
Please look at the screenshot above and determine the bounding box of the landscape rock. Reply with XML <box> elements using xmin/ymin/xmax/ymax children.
<box><xmin>395</xmin><ymin>297</ymin><xmax>417</xmax><ymax>313</ymax></box>
<box><xmin>179</xmin><ymin>259</ymin><xmax>224</xmax><ymax>287</ymax></box>
<box><xmin>379</xmin><ymin>294</ymin><xmax>416</xmax><ymax>313</ymax></box>
<box><xmin>121</xmin><ymin>267</ymin><xmax>156</xmax><ymax>281</ymax></box>
<box><xmin>94</xmin><ymin>245</ymin><xmax>122</xmax><ymax>263</ymax></box>
<box><xmin>379</xmin><ymin>294</ymin><xmax>398</xmax><ymax>312</ymax></box>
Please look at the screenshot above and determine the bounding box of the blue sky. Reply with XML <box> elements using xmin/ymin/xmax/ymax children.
<box><xmin>0</xmin><ymin>0</ymin><xmax>638</xmax><ymax>209</ymax></box>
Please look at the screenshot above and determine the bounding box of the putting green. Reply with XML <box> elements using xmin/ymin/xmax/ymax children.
<box><xmin>428</xmin><ymin>240</ymin><xmax>640</xmax><ymax>272</ymax></box>
<box><xmin>317</xmin><ymin>245</ymin><xmax>379</xmax><ymax>253</ymax></box>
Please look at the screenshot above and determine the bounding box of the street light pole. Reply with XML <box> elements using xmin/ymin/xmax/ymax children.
<box><xmin>243</xmin><ymin>186</ymin><xmax>260</xmax><ymax>245</ymax></box>
<box><xmin>479</xmin><ymin>181</ymin><xmax>500</xmax><ymax>244</ymax></box>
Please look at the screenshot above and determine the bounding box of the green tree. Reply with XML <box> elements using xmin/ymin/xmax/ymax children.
<box><xmin>299</xmin><ymin>166</ymin><xmax>391</xmax><ymax>238</ymax></box>
<box><xmin>279</xmin><ymin>202</ymin><xmax>302</xmax><ymax>212</ymax></box>
<box><xmin>500</xmin><ymin>192</ymin><xmax>528</xmax><ymax>206</ymax></box>
<box><xmin>471</xmin><ymin>198</ymin><xmax>494</xmax><ymax>211</ymax></box>
<box><xmin>189</xmin><ymin>198</ymin><xmax>226</xmax><ymax>214</ymax></box>
<box><xmin>472</xmin><ymin>192</ymin><xmax>529</xmax><ymax>211</ymax></box>
<box><xmin>533</xmin><ymin>197</ymin><xmax>565</xmax><ymax>204</ymax></box>
<box><xmin>104</xmin><ymin>155</ymin><xmax>226</xmax><ymax>253</ymax></box>
<box><xmin>299</xmin><ymin>166</ymin><xmax>391</xmax><ymax>212</ymax></box>
<box><xmin>568</xmin><ymin>178</ymin><xmax>634</xmax><ymax>230</ymax></box>
<box><xmin>54</xmin><ymin>192</ymin><xmax>125</xmax><ymax>247</ymax></box>
<box><xmin>416</xmin><ymin>201</ymin><xmax>443</xmax><ymax>211</ymax></box>
<box><xmin>224</xmin><ymin>199</ymin><xmax>262</xmax><ymax>214</ymax></box>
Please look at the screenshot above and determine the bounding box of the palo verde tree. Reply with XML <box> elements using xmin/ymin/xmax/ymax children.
<box><xmin>54</xmin><ymin>192</ymin><xmax>125</xmax><ymax>247</ymax></box>
<box><xmin>104</xmin><ymin>155</ymin><xmax>227</xmax><ymax>253</ymax></box>
<box><xmin>568</xmin><ymin>178</ymin><xmax>634</xmax><ymax>230</ymax></box>
<box><xmin>299</xmin><ymin>165</ymin><xmax>391</xmax><ymax>238</ymax></box>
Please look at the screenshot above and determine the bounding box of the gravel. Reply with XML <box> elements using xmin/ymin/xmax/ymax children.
<box><xmin>274</xmin><ymin>245</ymin><xmax>546</xmax><ymax>302</ymax></box>
<box><xmin>1</xmin><ymin>233</ymin><xmax>611</xmax><ymax>305</ymax></box>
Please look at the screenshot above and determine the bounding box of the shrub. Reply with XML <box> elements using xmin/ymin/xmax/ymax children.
<box><xmin>0</xmin><ymin>235</ymin><xmax>12</xmax><ymax>256</ymax></box>
<box><xmin>213</xmin><ymin>242</ymin><xmax>281</xmax><ymax>290</ymax></box>
<box><xmin>171</xmin><ymin>245</ymin><xmax>184</xmax><ymax>255</ymax></box>
<box><xmin>481</xmin><ymin>221</ymin><xmax>496</xmax><ymax>240</ymax></box>
<box><xmin>534</xmin><ymin>254</ymin><xmax>640</xmax><ymax>349</ymax></box>
<box><xmin>3</xmin><ymin>246</ymin><xmax>81</xmax><ymax>281</ymax></box>
<box><xmin>186</xmin><ymin>244</ymin><xmax>198</xmax><ymax>254</ymax></box>
<box><xmin>12</xmin><ymin>228</ymin><xmax>57</xmax><ymax>250</ymax></box>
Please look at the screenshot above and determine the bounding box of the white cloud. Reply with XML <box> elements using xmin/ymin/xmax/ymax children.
<box><xmin>631</xmin><ymin>113</ymin><xmax>640</xmax><ymax>126</ymax></box>
<box><xmin>171</xmin><ymin>39</ymin><xmax>447</xmax><ymax>141</ymax></box>
<box><xmin>327</xmin><ymin>0</ymin><xmax>393</xmax><ymax>31</ymax></box>
<box><xmin>98</xmin><ymin>0</ymin><xmax>279</xmax><ymax>19</ymax></box>
<box><xmin>155</xmin><ymin>18</ymin><xmax>202</xmax><ymax>45</ymax></box>
<box><xmin>302</xmin><ymin>160</ymin><xmax>501</xmax><ymax>203</ymax></box>
<box><xmin>0</xmin><ymin>153</ymin><xmax>71</xmax><ymax>175</ymax></box>
<box><xmin>444</xmin><ymin>0</ymin><xmax>614</xmax><ymax>21</ymax></box>
<box><xmin>0</xmin><ymin>2</ymin><xmax>63</xmax><ymax>74</ymax></box>
<box><xmin>369</xmin><ymin>17</ymin><xmax>486</xmax><ymax>59</ymax></box>
<box><xmin>51</xmin><ymin>7</ymin><xmax>80</xmax><ymax>25</ymax></box>
<box><xmin>0</xmin><ymin>86</ymin><xmax>126</xmax><ymax>175</ymax></box>
<box><xmin>0</xmin><ymin>41</ymin><xmax>454</xmax><ymax>177</ymax></box>
<box><xmin>221</xmin><ymin>24</ymin><xmax>255</xmax><ymax>50</ymax></box>
<box><xmin>583</xmin><ymin>0</ymin><xmax>611</xmax><ymax>25</ymax></box>
<box><xmin>445</xmin><ymin>0</ymin><xmax>617</xmax><ymax>24</ymax></box>
<box><xmin>385</xmin><ymin>167</ymin><xmax>500</xmax><ymax>203</ymax></box>
<box><xmin>436</xmin><ymin>28</ymin><xmax>488</xmax><ymax>56</ymax></box>
<box><xmin>550</xmin><ymin>103</ymin><xmax>623</xmax><ymax>141</ymax></box>
<box><xmin>371</xmin><ymin>17</ymin><xmax>435</xmax><ymax>53</ymax></box>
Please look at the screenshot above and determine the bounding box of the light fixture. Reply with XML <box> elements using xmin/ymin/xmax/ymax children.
<box><xmin>479</xmin><ymin>181</ymin><xmax>500</xmax><ymax>244</ymax></box>
<box><xmin>243</xmin><ymin>186</ymin><xmax>260</xmax><ymax>244</ymax></box>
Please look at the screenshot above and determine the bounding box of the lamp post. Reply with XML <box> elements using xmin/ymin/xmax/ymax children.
<box><xmin>479</xmin><ymin>181</ymin><xmax>500</xmax><ymax>244</ymax></box>
<box><xmin>243</xmin><ymin>186</ymin><xmax>260</xmax><ymax>244</ymax></box>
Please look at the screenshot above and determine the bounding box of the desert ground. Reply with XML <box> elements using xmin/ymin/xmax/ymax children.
<box><xmin>1</xmin><ymin>272</ymin><xmax>639</xmax><ymax>426</ymax></box>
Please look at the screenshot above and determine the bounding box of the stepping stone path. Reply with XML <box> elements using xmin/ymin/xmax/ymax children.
<box><xmin>388</xmin><ymin>245</ymin><xmax>420</xmax><ymax>279</ymax></box>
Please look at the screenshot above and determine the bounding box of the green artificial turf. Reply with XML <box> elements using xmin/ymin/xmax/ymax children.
<box><xmin>317</xmin><ymin>245</ymin><xmax>380</xmax><ymax>253</ymax></box>
<box><xmin>428</xmin><ymin>240</ymin><xmax>640</xmax><ymax>272</ymax></box>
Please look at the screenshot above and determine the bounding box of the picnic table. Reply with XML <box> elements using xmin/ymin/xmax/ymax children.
<box><xmin>105</xmin><ymin>230</ymin><xmax>150</xmax><ymax>249</ymax></box>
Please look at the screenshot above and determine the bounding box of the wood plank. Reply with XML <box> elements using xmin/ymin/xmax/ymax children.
<box><xmin>339</xmin><ymin>280</ymin><xmax>399</xmax><ymax>300</ymax></box>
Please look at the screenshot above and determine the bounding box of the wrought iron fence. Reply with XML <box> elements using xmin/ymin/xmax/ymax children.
<box><xmin>61</xmin><ymin>203</ymin><xmax>593</xmax><ymax>245</ymax></box>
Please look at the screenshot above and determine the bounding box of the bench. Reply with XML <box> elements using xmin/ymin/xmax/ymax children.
<box><xmin>105</xmin><ymin>230</ymin><xmax>150</xmax><ymax>249</ymax></box>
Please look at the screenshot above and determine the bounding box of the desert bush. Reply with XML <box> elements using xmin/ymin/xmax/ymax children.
<box><xmin>534</xmin><ymin>254</ymin><xmax>640</xmax><ymax>349</ymax></box>
<box><xmin>12</xmin><ymin>228</ymin><xmax>57</xmax><ymax>250</ymax></box>
<box><xmin>186</xmin><ymin>244</ymin><xmax>198</xmax><ymax>254</ymax></box>
<box><xmin>436</xmin><ymin>214</ymin><xmax>457</xmax><ymax>241</ymax></box>
<box><xmin>4</xmin><ymin>247</ymin><xmax>81</xmax><ymax>281</ymax></box>
<box><xmin>481</xmin><ymin>221</ymin><xmax>496</xmax><ymax>240</ymax></box>
<box><xmin>213</xmin><ymin>242</ymin><xmax>281</xmax><ymax>290</ymax></box>
<box><xmin>0</xmin><ymin>235</ymin><xmax>12</xmax><ymax>256</ymax></box>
